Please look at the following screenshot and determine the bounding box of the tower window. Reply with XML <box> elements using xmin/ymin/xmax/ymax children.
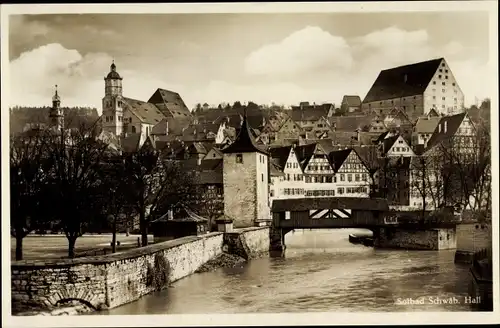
<box><xmin>236</xmin><ymin>154</ymin><xmax>243</xmax><ymax>163</ymax></box>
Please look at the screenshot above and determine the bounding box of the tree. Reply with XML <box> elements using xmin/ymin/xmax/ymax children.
<box><xmin>122</xmin><ymin>145</ymin><xmax>197</xmax><ymax>247</ymax></box>
<box><xmin>232</xmin><ymin>101</ymin><xmax>242</xmax><ymax>110</ymax></box>
<box><xmin>194</xmin><ymin>103</ymin><xmax>202</xmax><ymax>113</ymax></box>
<box><xmin>44</xmin><ymin>123</ymin><xmax>110</xmax><ymax>258</ymax></box>
<box><xmin>189</xmin><ymin>184</ymin><xmax>224</xmax><ymax>231</ymax></box>
<box><xmin>10</xmin><ymin>129</ymin><xmax>53</xmax><ymax>260</ymax></box>
<box><xmin>97</xmin><ymin>153</ymin><xmax>136</xmax><ymax>253</ymax></box>
<box><xmin>435</xmin><ymin>123</ymin><xmax>491</xmax><ymax>216</ymax></box>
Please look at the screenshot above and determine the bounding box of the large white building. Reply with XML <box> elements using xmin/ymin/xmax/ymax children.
<box><xmin>362</xmin><ymin>57</ymin><xmax>465</xmax><ymax>120</ymax></box>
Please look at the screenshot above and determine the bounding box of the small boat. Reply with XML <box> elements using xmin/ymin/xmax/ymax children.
<box><xmin>349</xmin><ymin>234</ymin><xmax>362</xmax><ymax>244</ymax></box>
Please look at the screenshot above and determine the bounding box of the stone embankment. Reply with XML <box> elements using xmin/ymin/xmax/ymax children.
<box><xmin>11</xmin><ymin>226</ymin><xmax>271</xmax><ymax>316</ymax></box>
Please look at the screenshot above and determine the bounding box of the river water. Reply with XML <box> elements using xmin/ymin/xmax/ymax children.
<box><xmin>102</xmin><ymin>229</ymin><xmax>474</xmax><ymax>314</ymax></box>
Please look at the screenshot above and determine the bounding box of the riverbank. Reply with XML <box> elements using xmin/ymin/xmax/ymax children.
<box><xmin>195</xmin><ymin>253</ymin><xmax>247</xmax><ymax>273</ymax></box>
<box><xmin>11</xmin><ymin>227</ymin><xmax>271</xmax><ymax>315</ymax></box>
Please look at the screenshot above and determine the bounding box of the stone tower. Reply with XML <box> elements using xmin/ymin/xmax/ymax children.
<box><xmin>49</xmin><ymin>85</ymin><xmax>64</xmax><ymax>131</ymax></box>
<box><xmin>222</xmin><ymin>114</ymin><xmax>270</xmax><ymax>228</ymax></box>
<box><xmin>102</xmin><ymin>61</ymin><xmax>124</xmax><ymax>136</ymax></box>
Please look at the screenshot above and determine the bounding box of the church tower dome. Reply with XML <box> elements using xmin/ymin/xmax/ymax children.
<box><xmin>106</xmin><ymin>61</ymin><xmax>123</xmax><ymax>80</ymax></box>
<box><xmin>49</xmin><ymin>84</ymin><xmax>64</xmax><ymax>131</ymax></box>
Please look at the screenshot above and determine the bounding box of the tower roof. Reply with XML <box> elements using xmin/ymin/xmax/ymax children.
<box><xmin>106</xmin><ymin>60</ymin><xmax>122</xmax><ymax>80</ymax></box>
<box><xmin>52</xmin><ymin>85</ymin><xmax>60</xmax><ymax>102</ymax></box>
<box><xmin>221</xmin><ymin>113</ymin><xmax>268</xmax><ymax>155</ymax></box>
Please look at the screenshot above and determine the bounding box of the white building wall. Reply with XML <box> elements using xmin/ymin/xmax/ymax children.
<box><xmin>423</xmin><ymin>58</ymin><xmax>465</xmax><ymax>116</ymax></box>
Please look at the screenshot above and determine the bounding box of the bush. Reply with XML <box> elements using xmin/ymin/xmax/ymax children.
<box><xmin>146</xmin><ymin>253</ymin><xmax>170</xmax><ymax>291</ymax></box>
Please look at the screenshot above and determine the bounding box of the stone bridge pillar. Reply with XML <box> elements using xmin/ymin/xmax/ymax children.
<box><xmin>269</xmin><ymin>227</ymin><xmax>285</xmax><ymax>253</ymax></box>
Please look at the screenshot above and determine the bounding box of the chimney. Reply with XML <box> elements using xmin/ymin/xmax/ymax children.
<box><xmin>356</xmin><ymin>129</ymin><xmax>361</xmax><ymax>142</ymax></box>
<box><xmin>444</xmin><ymin>121</ymin><xmax>447</xmax><ymax>133</ymax></box>
<box><xmin>165</xmin><ymin>121</ymin><xmax>169</xmax><ymax>136</ymax></box>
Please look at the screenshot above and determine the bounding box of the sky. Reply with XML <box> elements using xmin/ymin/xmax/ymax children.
<box><xmin>8</xmin><ymin>11</ymin><xmax>492</xmax><ymax>113</ymax></box>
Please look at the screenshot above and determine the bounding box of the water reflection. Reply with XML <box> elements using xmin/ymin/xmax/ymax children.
<box><xmin>101</xmin><ymin>229</ymin><xmax>473</xmax><ymax>314</ymax></box>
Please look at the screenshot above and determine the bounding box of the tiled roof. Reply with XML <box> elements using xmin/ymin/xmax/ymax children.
<box><xmin>381</xmin><ymin>135</ymin><xmax>400</xmax><ymax>155</ymax></box>
<box><xmin>199</xmin><ymin>158</ymin><xmax>223</xmax><ymax>171</ymax></box>
<box><xmin>221</xmin><ymin>115</ymin><xmax>269</xmax><ymax>155</ymax></box>
<box><xmin>414</xmin><ymin>116</ymin><xmax>441</xmax><ymax>134</ymax></box>
<box><xmin>120</xmin><ymin>133</ymin><xmax>141</xmax><ymax>153</ymax></box>
<box><xmin>270</xmin><ymin>163</ymin><xmax>285</xmax><ymax>177</ymax></box>
<box><xmin>147</xmin><ymin>88</ymin><xmax>192</xmax><ymax>119</ymax></box>
<box><xmin>328</xmin><ymin>148</ymin><xmax>352</xmax><ymax>172</ymax></box>
<box><xmin>363</xmin><ymin>58</ymin><xmax>442</xmax><ymax>103</ymax></box>
<box><xmin>271</xmin><ymin>197</ymin><xmax>389</xmax><ymax>212</ymax></box>
<box><xmin>342</xmin><ymin>95</ymin><xmax>362</xmax><ymax>107</ymax></box>
<box><xmin>122</xmin><ymin>97</ymin><xmax>165</xmax><ymax>125</ymax></box>
<box><xmin>294</xmin><ymin>143</ymin><xmax>317</xmax><ymax>170</ymax></box>
<box><xmin>425</xmin><ymin>112</ymin><xmax>467</xmax><ymax>150</ymax></box>
<box><xmin>316</xmin><ymin>139</ymin><xmax>336</xmax><ymax>154</ymax></box>
<box><xmin>329</xmin><ymin>115</ymin><xmax>374</xmax><ymax>132</ymax></box>
<box><xmin>151</xmin><ymin>117</ymin><xmax>191</xmax><ymax>136</ymax></box>
<box><xmin>195</xmin><ymin>109</ymin><xmax>225</xmax><ymax>124</ymax></box>
<box><xmin>269</xmin><ymin>145</ymin><xmax>292</xmax><ymax>169</ymax></box>
<box><xmin>331</xmin><ymin>131</ymin><xmax>358</xmax><ymax>146</ymax></box>
<box><xmin>289</xmin><ymin>108</ymin><xmax>329</xmax><ymax>122</ymax></box>
<box><xmin>353</xmin><ymin>145</ymin><xmax>379</xmax><ymax>171</ymax></box>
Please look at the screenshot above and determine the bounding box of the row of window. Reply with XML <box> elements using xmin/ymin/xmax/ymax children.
<box><xmin>432</xmin><ymin>96</ymin><xmax>459</xmax><ymax>101</ymax></box>
<box><xmin>392</xmin><ymin>147</ymin><xmax>410</xmax><ymax>152</ymax></box>
<box><xmin>284</xmin><ymin>188</ymin><xmax>305</xmax><ymax>195</ymax></box>
<box><xmin>287</xmin><ymin>173</ymin><xmax>369</xmax><ymax>183</ymax></box>
<box><xmin>286</xmin><ymin>162</ymin><xmax>299</xmax><ymax>169</ymax></box>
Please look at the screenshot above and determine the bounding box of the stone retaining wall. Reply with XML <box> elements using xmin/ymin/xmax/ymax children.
<box><xmin>12</xmin><ymin>227</ymin><xmax>272</xmax><ymax>315</ymax></box>
<box><xmin>374</xmin><ymin>227</ymin><xmax>457</xmax><ymax>250</ymax></box>
<box><xmin>11</xmin><ymin>232</ymin><xmax>224</xmax><ymax>313</ymax></box>
<box><xmin>224</xmin><ymin>227</ymin><xmax>270</xmax><ymax>260</ymax></box>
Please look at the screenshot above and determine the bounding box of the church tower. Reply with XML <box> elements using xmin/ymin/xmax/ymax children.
<box><xmin>102</xmin><ymin>61</ymin><xmax>124</xmax><ymax>136</ymax></box>
<box><xmin>49</xmin><ymin>85</ymin><xmax>64</xmax><ymax>131</ymax></box>
<box><xmin>222</xmin><ymin>114</ymin><xmax>270</xmax><ymax>228</ymax></box>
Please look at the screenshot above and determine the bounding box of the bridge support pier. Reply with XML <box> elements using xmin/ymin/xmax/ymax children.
<box><xmin>269</xmin><ymin>227</ymin><xmax>286</xmax><ymax>254</ymax></box>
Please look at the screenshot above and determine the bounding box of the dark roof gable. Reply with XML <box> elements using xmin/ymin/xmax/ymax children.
<box><xmin>221</xmin><ymin>115</ymin><xmax>269</xmax><ymax>155</ymax></box>
<box><xmin>363</xmin><ymin>58</ymin><xmax>443</xmax><ymax>103</ymax></box>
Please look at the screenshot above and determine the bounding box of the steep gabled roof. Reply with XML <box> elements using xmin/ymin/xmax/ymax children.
<box><xmin>328</xmin><ymin>148</ymin><xmax>352</xmax><ymax>172</ymax></box>
<box><xmin>269</xmin><ymin>145</ymin><xmax>293</xmax><ymax>169</ymax></box>
<box><xmin>363</xmin><ymin>58</ymin><xmax>443</xmax><ymax>103</ymax></box>
<box><xmin>425</xmin><ymin>112</ymin><xmax>467</xmax><ymax>150</ymax></box>
<box><xmin>221</xmin><ymin>115</ymin><xmax>268</xmax><ymax>155</ymax></box>
<box><xmin>122</xmin><ymin>97</ymin><xmax>165</xmax><ymax>125</ymax></box>
<box><xmin>294</xmin><ymin>143</ymin><xmax>317</xmax><ymax>170</ymax></box>
<box><xmin>147</xmin><ymin>88</ymin><xmax>192</xmax><ymax>119</ymax></box>
<box><xmin>342</xmin><ymin>95</ymin><xmax>362</xmax><ymax>107</ymax></box>
<box><xmin>270</xmin><ymin>163</ymin><xmax>286</xmax><ymax>177</ymax></box>
<box><xmin>414</xmin><ymin>116</ymin><xmax>441</xmax><ymax>134</ymax></box>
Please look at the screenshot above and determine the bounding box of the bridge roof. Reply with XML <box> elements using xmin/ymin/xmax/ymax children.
<box><xmin>271</xmin><ymin>197</ymin><xmax>389</xmax><ymax>212</ymax></box>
